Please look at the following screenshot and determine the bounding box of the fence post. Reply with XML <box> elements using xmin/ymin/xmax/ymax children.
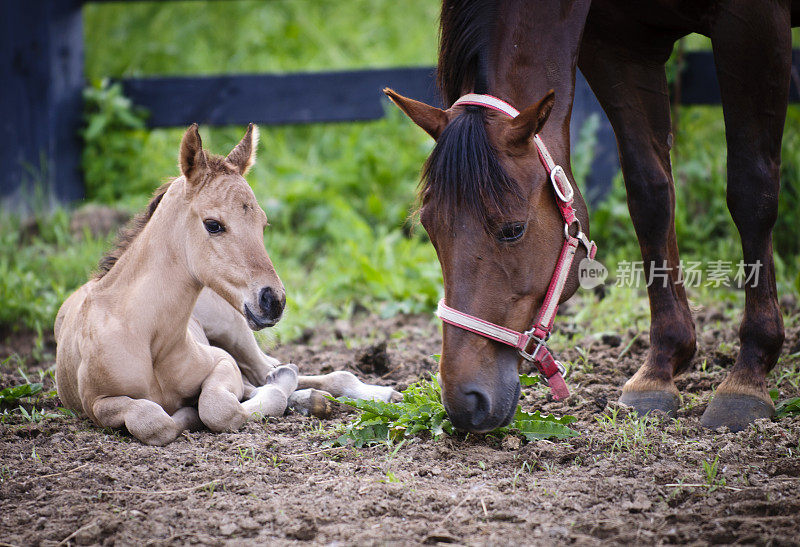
<box><xmin>0</xmin><ymin>0</ymin><xmax>85</xmax><ymax>208</ymax></box>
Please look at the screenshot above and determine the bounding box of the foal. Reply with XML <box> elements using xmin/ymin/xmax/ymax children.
<box><xmin>56</xmin><ymin>124</ymin><xmax>397</xmax><ymax>445</ymax></box>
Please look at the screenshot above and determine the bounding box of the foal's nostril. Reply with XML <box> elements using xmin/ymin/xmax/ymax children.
<box><xmin>259</xmin><ymin>287</ymin><xmax>284</xmax><ymax>320</ymax></box>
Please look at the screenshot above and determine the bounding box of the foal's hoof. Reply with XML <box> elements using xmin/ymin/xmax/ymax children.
<box><xmin>619</xmin><ymin>391</ymin><xmax>680</xmax><ymax>418</ymax></box>
<box><xmin>267</xmin><ymin>364</ymin><xmax>299</xmax><ymax>396</ymax></box>
<box><xmin>288</xmin><ymin>389</ymin><xmax>334</xmax><ymax>419</ymax></box>
<box><xmin>701</xmin><ymin>393</ymin><xmax>774</xmax><ymax>433</ymax></box>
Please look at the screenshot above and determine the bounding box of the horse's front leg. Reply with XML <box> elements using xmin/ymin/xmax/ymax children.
<box><xmin>579</xmin><ymin>34</ymin><xmax>697</xmax><ymax>416</ymax></box>
<box><xmin>700</xmin><ymin>3</ymin><xmax>790</xmax><ymax>431</ymax></box>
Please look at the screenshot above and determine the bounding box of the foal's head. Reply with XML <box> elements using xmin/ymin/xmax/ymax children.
<box><xmin>386</xmin><ymin>89</ymin><xmax>585</xmax><ymax>432</ymax></box>
<box><xmin>178</xmin><ymin>124</ymin><xmax>285</xmax><ymax>330</ymax></box>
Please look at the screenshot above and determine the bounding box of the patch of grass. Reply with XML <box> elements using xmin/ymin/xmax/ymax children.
<box><xmin>235</xmin><ymin>446</ymin><xmax>258</xmax><ymax>466</ymax></box>
<box><xmin>702</xmin><ymin>456</ymin><xmax>727</xmax><ymax>492</ymax></box>
<box><xmin>330</xmin><ymin>374</ymin><xmax>578</xmax><ymax>448</ymax></box>
<box><xmin>596</xmin><ymin>407</ymin><xmax>661</xmax><ymax>459</ymax></box>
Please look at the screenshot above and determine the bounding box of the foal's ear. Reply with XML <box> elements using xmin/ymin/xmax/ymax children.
<box><xmin>226</xmin><ymin>123</ymin><xmax>259</xmax><ymax>176</ymax></box>
<box><xmin>179</xmin><ymin>123</ymin><xmax>208</xmax><ymax>181</ymax></box>
<box><xmin>504</xmin><ymin>90</ymin><xmax>556</xmax><ymax>149</ymax></box>
<box><xmin>384</xmin><ymin>88</ymin><xmax>449</xmax><ymax>140</ymax></box>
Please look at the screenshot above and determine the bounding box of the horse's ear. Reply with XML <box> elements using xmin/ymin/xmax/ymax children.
<box><xmin>226</xmin><ymin>123</ymin><xmax>259</xmax><ymax>176</ymax></box>
<box><xmin>504</xmin><ymin>90</ymin><xmax>555</xmax><ymax>149</ymax></box>
<box><xmin>383</xmin><ymin>88</ymin><xmax>448</xmax><ymax>140</ymax></box>
<box><xmin>180</xmin><ymin>123</ymin><xmax>208</xmax><ymax>182</ymax></box>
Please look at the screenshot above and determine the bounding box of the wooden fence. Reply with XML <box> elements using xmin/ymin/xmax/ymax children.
<box><xmin>3</xmin><ymin>0</ymin><xmax>800</xmax><ymax>206</ymax></box>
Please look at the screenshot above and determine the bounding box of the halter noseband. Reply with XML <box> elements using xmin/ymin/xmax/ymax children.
<box><xmin>435</xmin><ymin>94</ymin><xmax>598</xmax><ymax>401</ymax></box>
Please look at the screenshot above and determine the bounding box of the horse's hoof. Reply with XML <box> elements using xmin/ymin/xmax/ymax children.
<box><xmin>619</xmin><ymin>390</ymin><xmax>680</xmax><ymax>418</ymax></box>
<box><xmin>701</xmin><ymin>393</ymin><xmax>774</xmax><ymax>432</ymax></box>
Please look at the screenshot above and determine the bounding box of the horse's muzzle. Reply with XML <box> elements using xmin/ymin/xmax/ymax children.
<box><xmin>443</xmin><ymin>378</ymin><xmax>520</xmax><ymax>433</ymax></box>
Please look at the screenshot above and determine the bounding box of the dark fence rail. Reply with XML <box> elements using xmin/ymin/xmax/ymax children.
<box><xmin>3</xmin><ymin>0</ymin><xmax>800</xmax><ymax>207</ymax></box>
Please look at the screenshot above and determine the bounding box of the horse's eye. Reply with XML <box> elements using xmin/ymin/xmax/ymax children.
<box><xmin>498</xmin><ymin>222</ymin><xmax>526</xmax><ymax>242</ymax></box>
<box><xmin>204</xmin><ymin>219</ymin><xmax>224</xmax><ymax>234</ymax></box>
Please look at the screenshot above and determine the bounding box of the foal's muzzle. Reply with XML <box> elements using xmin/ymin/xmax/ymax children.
<box><xmin>244</xmin><ymin>286</ymin><xmax>285</xmax><ymax>330</ymax></box>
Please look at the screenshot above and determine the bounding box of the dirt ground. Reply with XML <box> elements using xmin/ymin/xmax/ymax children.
<box><xmin>1</xmin><ymin>298</ymin><xmax>800</xmax><ymax>546</ymax></box>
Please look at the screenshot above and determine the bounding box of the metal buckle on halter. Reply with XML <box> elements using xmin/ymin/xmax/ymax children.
<box><xmin>517</xmin><ymin>333</ymin><xmax>567</xmax><ymax>386</ymax></box>
<box><xmin>564</xmin><ymin>218</ymin><xmax>582</xmax><ymax>240</ymax></box>
<box><xmin>517</xmin><ymin>332</ymin><xmax>548</xmax><ymax>363</ymax></box>
<box><xmin>551</xmin><ymin>360</ymin><xmax>567</xmax><ymax>380</ymax></box>
<box><xmin>549</xmin><ymin>165</ymin><xmax>574</xmax><ymax>203</ymax></box>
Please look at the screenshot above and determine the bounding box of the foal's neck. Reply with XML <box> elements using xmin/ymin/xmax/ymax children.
<box><xmin>98</xmin><ymin>180</ymin><xmax>202</xmax><ymax>355</ymax></box>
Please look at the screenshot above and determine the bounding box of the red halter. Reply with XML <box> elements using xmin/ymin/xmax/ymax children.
<box><xmin>435</xmin><ymin>94</ymin><xmax>597</xmax><ymax>401</ymax></box>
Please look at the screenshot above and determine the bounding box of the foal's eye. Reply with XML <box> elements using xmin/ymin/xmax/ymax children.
<box><xmin>203</xmin><ymin>219</ymin><xmax>224</xmax><ymax>234</ymax></box>
<box><xmin>497</xmin><ymin>222</ymin><xmax>526</xmax><ymax>242</ymax></box>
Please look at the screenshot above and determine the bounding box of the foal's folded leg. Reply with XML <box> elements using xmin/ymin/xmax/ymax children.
<box><xmin>92</xmin><ymin>396</ymin><xmax>201</xmax><ymax>446</ymax></box>
<box><xmin>298</xmin><ymin>371</ymin><xmax>401</xmax><ymax>403</ymax></box>
<box><xmin>198</xmin><ymin>355</ymin><xmax>249</xmax><ymax>432</ymax></box>
<box><xmin>193</xmin><ymin>288</ymin><xmax>279</xmax><ymax>386</ymax></box>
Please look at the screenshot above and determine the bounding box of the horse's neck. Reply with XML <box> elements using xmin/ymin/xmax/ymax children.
<box><xmin>490</xmin><ymin>0</ymin><xmax>591</xmax><ymax>146</ymax></box>
<box><xmin>97</xmin><ymin>187</ymin><xmax>202</xmax><ymax>355</ymax></box>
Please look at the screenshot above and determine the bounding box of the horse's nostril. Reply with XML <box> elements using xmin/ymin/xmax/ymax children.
<box><xmin>463</xmin><ymin>388</ymin><xmax>490</xmax><ymax>429</ymax></box>
<box><xmin>259</xmin><ymin>287</ymin><xmax>284</xmax><ymax>320</ymax></box>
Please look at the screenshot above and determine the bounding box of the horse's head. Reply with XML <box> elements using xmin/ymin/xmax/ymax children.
<box><xmin>178</xmin><ymin>123</ymin><xmax>285</xmax><ymax>331</ymax></box>
<box><xmin>386</xmin><ymin>88</ymin><xmax>588</xmax><ymax>432</ymax></box>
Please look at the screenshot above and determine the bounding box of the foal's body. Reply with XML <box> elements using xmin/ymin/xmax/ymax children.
<box><xmin>57</xmin><ymin>125</ymin><xmax>397</xmax><ymax>445</ymax></box>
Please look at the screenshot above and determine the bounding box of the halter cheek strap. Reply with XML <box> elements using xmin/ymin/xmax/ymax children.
<box><xmin>436</xmin><ymin>94</ymin><xmax>598</xmax><ymax>401</ymax></box>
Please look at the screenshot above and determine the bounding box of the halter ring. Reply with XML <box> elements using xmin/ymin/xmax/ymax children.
<box><xmin>549</xmin><ymin>165</ymin><xmax>574</xmax><ymax>202</ymax></box>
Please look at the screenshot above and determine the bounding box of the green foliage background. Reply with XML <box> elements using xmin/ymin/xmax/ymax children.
<box><xmin>2</xmin><ymin>0</ymin><xmax>800</xmax><ymax>339</ymax></box>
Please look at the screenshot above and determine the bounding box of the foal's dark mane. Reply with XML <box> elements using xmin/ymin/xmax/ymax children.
<box><xmin>422</xmin><ymin>0</ymin><xmax>518</xmax><ymax>229</ymax></box>
<box><xmin>95</xmin><ymin>155</ymin><xmax>236</xmax><ymax>279</ymax></box>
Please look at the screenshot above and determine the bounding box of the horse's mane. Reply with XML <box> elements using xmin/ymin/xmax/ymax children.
<box><xmin>422</xmin><ymin>0</ymin><xmax>518</xmax><ymax>229</ymax></box>
<box><xmin>421</xmin><ymin>107</ymin><xmax>520</xmax><ymax>230</ymax></box>
<box><xmin>438</xmin><ymin>0</ymin><xmax>499</xmax><ymax>106</ymax></box>
<box><xmin>94</xmin><ymin>182</ymin><xmax>172</xmax><ymax>279</ymax></box>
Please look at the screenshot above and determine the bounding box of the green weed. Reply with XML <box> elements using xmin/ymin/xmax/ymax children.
<box><xmin>17</xmin><ymin>406</ymin><xmax>60</xmax><ymax>423</ymax></box>
<box><xmin>769</xmin><ymin>389</ymin><xmax>800</xmax><ymax>419</ymax></box>
<box><xmin>331</xmin><ymin>374</ymin><xmax>578</xmax><ymax>447</ymax></box>
<box><xmin>0</xmin><ymin>381</ymin><xmax>43</xmax><ymax>407</ymax></box>
<box><xmin>235</xmin><ymin>446</ymin><xmax>258</xmax><ymax>466</ymax></box>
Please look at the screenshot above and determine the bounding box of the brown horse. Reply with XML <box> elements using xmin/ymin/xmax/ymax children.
<box><xmin>386</xmin><ymin>0</ymin><xmax>798</xmax><ymax>433</ymax></box>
